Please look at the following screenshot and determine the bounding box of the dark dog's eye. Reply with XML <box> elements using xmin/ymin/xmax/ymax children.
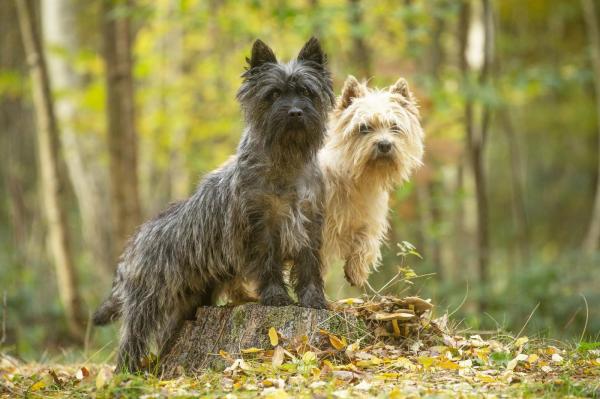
<box><xmin>300</xmin><ymin>87</ymin><xmax>311</xmax><ymax>97</ymax></box>
<box><xmin>359</xmin><ymin>123</ymin><xmax>371</xmax><ymax>134</ymax></box>
<box><xmin>269</xmin><ymin>90</ymin><xmax>281</xmax><ymax>101</ymax></box>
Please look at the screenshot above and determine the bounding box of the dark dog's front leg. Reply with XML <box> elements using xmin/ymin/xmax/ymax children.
<box><xmin>293</xmin><ymin>246</ymin><xmax>328</xmax><ymax>309</ymax></box>
<box><xmin>256</xmin><ymin>242</ymin><xmax>293</xmax><ymax>307</ymax></box>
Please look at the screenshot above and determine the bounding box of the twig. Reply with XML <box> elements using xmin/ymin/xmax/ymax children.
<box><xmin>83</xmin><ymin>310</ymin><xmax>93</xmax><ymax>359</ymax></box>
<box><xmin>448</xmin><ymin>281</ymin><xmax>469</xmax><ymax>318</ymax></box>
<box><xmin>579</xmin><ymin>293</ymin><xmax>589</xmax><ymax>344</ymax></box>
<box><xmin>514</xmin><ymin>302</ymin><xmax>540</xmax><ymax>339</ymax></box>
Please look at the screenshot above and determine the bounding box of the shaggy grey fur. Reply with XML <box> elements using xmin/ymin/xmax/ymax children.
<box><xmin>93</xmin><ymin>37</ymin><xmax>335</xmax><ymax>372</ymax></box>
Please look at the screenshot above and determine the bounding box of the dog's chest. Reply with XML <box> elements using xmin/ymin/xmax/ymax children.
<box><xmin>262</xmin><ymin>179</ymin><xmax>315</xmax><ymax>255</ymax></box>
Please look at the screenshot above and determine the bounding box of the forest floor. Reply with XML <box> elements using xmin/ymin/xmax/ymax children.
<box><xmin>1</xmin><ymin>297</ymin><xmax>599</xmax><ymax>398</ymax></box>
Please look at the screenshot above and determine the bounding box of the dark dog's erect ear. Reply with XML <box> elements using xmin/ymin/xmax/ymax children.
<box><xmin>297</xmin><ymin>37</ymin><xmax>326</xmax><ymax>65</ymax></box>
<box><xmin>337</xmin><ymin>75</ymin><xmax>365</xmax><ymax>110</ymax></box>
<box><xmin>247</xmin><ymin>39</ymin><xmax>277</xmax><ymax>69</ymax></box>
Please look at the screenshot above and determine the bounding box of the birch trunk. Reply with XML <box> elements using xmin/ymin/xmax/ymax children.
<box><xmin>42</xmin><ymin>0</ymin><xmax>114</xmax><ymax>273</ymax></box>
<box><xmin>15</xmin><ymin>0</ymin><xmax>84</xmax><ymax>340</ymax></box>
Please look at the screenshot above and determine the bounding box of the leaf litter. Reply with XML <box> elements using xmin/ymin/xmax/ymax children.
<box><xmin>1</xmin><ymin>295</ymin><xmax>599</xmax><ymax>398</ymax></box>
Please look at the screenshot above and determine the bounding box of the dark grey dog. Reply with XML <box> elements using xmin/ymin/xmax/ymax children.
<box><xmin>93</xmin><ymin>37</ymin><xmax>335</xmax><ymax>372</ymax></box>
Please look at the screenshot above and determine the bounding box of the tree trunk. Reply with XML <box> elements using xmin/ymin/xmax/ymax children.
<box><xmin>0</xmin><ymin>0</ymin><xmax>36</xmax><ymax>258</ymax></box>
<box><xmin>581</xmin><ymin>0</ymin><xmax>600</xmax><ymax>254</ymax></box>
<box><xmin>159</xmin><ymin>304</ymin><xmax>362</xmax><ymax>377</ymax></box>
<box><xmin>348</xmin><ymin>0</ymin><xmax>371</xmax><ymax>79</ymax></box>
<box><xmin>15</xmin><ymin>0</ymin><xmax>84</xmax><ymax>340</ymax></box>
<box><xmin>102</xmin><ymin>0</ymin><xmax>142</xmax><ymax>257</ymax></box>
<box><xmin>42</xmin><ymin>0</ymin><xmax>114</xmax><ymax>274</ymax></box>
<box><xmin>499</xmin><ymin>107</ymin><xmax>530</xmax><ymax>265</ymax></box>
<box><xmin>459</xmin><ymin>0</ymin><xmax>492</xmax><ymax>312</ymax></box>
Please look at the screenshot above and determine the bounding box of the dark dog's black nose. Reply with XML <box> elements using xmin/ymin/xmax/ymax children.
<box><xmin>288</xmin><ymin>107</ymin><xmax>303</xmax><ymax>118</ymax></box>
<box><xmin>377</xmin><ymin>140</ymin><xmax>392</xmax><ymax>153</ymax></box>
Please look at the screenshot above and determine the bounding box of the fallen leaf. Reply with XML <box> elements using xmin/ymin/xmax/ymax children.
<box><xmin>394</xmin><ymin>357</ymin><xmax>415</xmax><ymax>370</ymax></box>
<box><xmin>438</xmin><ymin>359</ymin><xmax>460</xmax><ymax>370</ymax></box>
<box><xmin>95</xmin><ymin>368</ymin><xmax>113</xmax><ymax>389</ymax></box>
<box><xmin>241</xmin><ymin>347</ymin><xmax>263</xmax><ymax>354</ymax></box>
<box><xmin>30</xmin><ymin>380</ymin><xmax>46</xmax><ymax>392</ymax></box>
<box><xmin>514</xmin><ymin>336</ymin><xmax>529</xmax><ymax>348</ymax></box>
<box><xmin>329</xmin><ymin>334</ymin><xmax>347</xmax><ymax>350</ymax></box>
<box><xmin>75</xmin><ymin>366</ymin><xmax>90</xmax><ymax>380</ymax></box>
<box><xmin>331</xmin><ymin>370</ymin><xmax>357</xmax><ymax>381</ymax></box>
<box><xmin>527</xmin><ymin>354</ymin><xmax>539</xmax><ymax>364</ymax></box>
<box><xmin>417</xmin><ymin>356</ymin><xmax>435</xmax><ymax>369</ymax></box>
<box><xmin>272</xmin><ymin>346</ymin><xmax>284</xmax><ymax>367</ymax></box>
<box><xmin>268</xmin><ymin>327</ymin><xmax>279</xmax><ymax>347</ymax></box>
<box><xmin>354</xmin><ymin>380</ymin><xmax>372</xmax><ymax>391</ymax></box>
<box><xmin>302</xmin><ymin>351</ymin><xmax>316</xmax><ymax>364</ymax></box>
<box><xmin>551</xmin><ymin>353</ymin><xmax>563</xmax><ymax>363</ymax></box>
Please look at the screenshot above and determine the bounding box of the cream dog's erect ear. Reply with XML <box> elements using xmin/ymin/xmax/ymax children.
<box><xmin>337</xmin><ymin>75</ymin><xmax>366</xmax><ymax>110</ymax></box>
<box><xmin>389</xmin><ymin>77</ymin><xmax>415</xmax><ymax>102</ymax></box>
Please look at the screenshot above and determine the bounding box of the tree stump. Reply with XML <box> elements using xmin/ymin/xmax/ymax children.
<box><xmin>159</xmin><ymin>303</ymin><xmax>363</xmax><ymax>377</ymax></box>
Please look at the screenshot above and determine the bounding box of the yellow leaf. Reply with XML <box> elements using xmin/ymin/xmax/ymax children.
<box><xmin>30</xmin><ymin>380</ymin><xmax>46</xmax><ymax>392</ymax></box>
<box><xmin>394</xmin><ymin>357</ymin><xmax>415</xmax><ymax>370</ymax></box>
<box><xmin>241</xmin><ymin>347</ymin><xmax>264</xmax><ymax>354</ymax></box>
<box><xmin>356</xmin><ymin>357</ymin><xmax>383</xmax><ymax>368</ymax></box>
<box><xmin>417</xmin><ymin>356</ymin><xmax>435</xmax><ymax>369</ymax></box>
<box><xmin>268</xmin><ymin>327</ymin><xmax>279</xmax><ymax>347</ymax></box>
<box><xmin>264</xmin><ymin>389</ymin><xmax>289</xmax><ymax>399</ymax></box>
<box><xmin>219</xmin><ymin>350</ymin><xmax>232</xmax><ymax>360</ymax></box>
<box><xmin>527</xmin><ymin>354</ymin><xmax>539</xmax><ymax>364</ymax></box>
<box><xmin>329</xmin><ymin>334</ymin><xmax>347</xmax><ymax>350</ymax></box>
<box><xmin>476</xmin><ymin>373</ymin><xmax>496</xmax><ymax>383</ymax></box>
<box><xmin>302</xmin><ymin>351</ymin><xmax>316</xmax><ymax>363</ymax></box>
<box><xmin>514</xmin><ymin>336</ymin><xmax>529</xmax><ymax>348</ymax></box>
<box><xmin>311</xmin><ymin>367</ymin><xmax>321</xmax><ymax>378</ymax></box>
<box><xmin>438</xmin><ymin>359</ymin><xmax>459</xmax><ymax>370</ymax></box>
<box><xmin>95</xmin><ymin>368</ymin><xmax>113</xmax><ymax>390</ymax></box>
<box><xmin>389</xmin><ymin>388</ymin><xmax>403</xmax><ymax>399</ymax></box>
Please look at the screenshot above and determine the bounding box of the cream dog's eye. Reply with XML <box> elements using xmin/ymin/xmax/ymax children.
<box><xmin>359</xmin><ymin>123</ymin><xmax>371</xmax><ymax>134</ymax></box>
<box><xmin>390</xmin><ymin>122</ymin><xmax>400</xmax><ymax>132</ymax></box>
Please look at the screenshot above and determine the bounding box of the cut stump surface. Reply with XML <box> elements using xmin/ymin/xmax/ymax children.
<box><xmin>159</xmin><ymin>303</ymin><xmax>363</xmax><ymax>377</ymax></box>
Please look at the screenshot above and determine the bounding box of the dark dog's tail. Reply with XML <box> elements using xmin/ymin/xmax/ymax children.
<box><xmin>92</xmin><ymin>295</ymin><xmax>122</xmax><ymax>326</ymax></box>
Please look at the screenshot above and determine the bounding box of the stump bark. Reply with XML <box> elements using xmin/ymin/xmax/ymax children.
<box><xmin>159</xmin><ymin>303</ymin><xmax>362</xmax><ymax>377</ymax></box>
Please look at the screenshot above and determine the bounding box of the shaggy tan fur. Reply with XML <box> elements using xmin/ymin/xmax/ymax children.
<box><xmin>320</xmin><ymin>75</ymin><xmax>424</xmax><ymax>286</ymax></box>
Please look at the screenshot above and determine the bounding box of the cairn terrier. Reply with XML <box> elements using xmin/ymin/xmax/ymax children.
<box><xmin>319</xmin><ymin>75</ymin><xmax>424</xmax><ymax>287</ymax></box>
<box><xmin>93</xmin><ymin>37</ymin><xmax>335</xmax><ymax>372</ymax></box>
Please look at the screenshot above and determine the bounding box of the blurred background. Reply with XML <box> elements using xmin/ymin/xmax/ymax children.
<box><xmin>1</xmin><ymin>0</ymin><xmax>599</xmax><ymax>360</ymax></box>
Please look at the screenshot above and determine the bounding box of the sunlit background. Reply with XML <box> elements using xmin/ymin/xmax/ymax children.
<box><xmin>1</xmin><ymin>0</ymin><xmax>599</xmax><ymax>360</ymax></box>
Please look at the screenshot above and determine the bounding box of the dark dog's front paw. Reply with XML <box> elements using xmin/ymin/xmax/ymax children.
<box><xmin>298</xmin><ymin>285</ymin><xmax>329</xmax><ymax>310</ymax></box>
<box><xmin>260</xmin><ymin>292</ymin><xmax>294</xmax><ymax>307</ymax></box>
